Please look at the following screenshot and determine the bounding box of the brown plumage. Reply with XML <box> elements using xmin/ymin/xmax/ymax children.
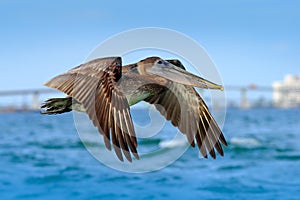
<box><xmin>42</xmin><ymin>56</ymin><xmax>227</xmax><ymax>162</ymax></box>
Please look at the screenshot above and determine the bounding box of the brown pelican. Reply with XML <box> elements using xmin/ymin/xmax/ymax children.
<box><xmin>41</xmin><ymin>56</ymin><xmax>227</xmax><ymax>162</ymax></box>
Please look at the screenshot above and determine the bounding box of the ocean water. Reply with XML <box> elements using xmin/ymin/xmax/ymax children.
<box><xmin>0</xmin><ymin>108</ymin><xmax>300</xmax><ymax>199</ymax></box>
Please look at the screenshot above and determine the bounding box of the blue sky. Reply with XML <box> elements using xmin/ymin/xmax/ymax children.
<box><xmin>0</xmin><ymin>0</ymin><xmax>299</xmax><ymax>93</ymax></box>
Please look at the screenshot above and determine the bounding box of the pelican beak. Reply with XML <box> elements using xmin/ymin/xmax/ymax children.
<box><xmin>147</xmin><ymin>61</ymin><xmax>224</xmax><ymax>90</ymax></box>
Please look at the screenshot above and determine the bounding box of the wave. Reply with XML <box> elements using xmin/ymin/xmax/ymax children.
<box><xmin>139</xmin><ymin>138</ymin><xmax>161</xmax><ymax>146</ymax></box>
<box><xmin>159</xmin><ymin>139</ymin><xmax>188</xmax><ymax>148</ymax></box>
<box><xmin>230</xmin><ymin>137</ymin><xmax>262</xmax><ymax>148</ymax></box>
<box><xmin>274</xmin><ymin>154</ymin><xmax>300</xmax><ymax>161</ymax></box>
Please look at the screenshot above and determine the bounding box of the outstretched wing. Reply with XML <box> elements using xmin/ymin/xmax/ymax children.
<box><xmin>144</xmin><ymin>59</ymin><xmax>227</xmax><ymax>159</ymax></box>
<box><xmin>44</xmin><ymin>57</ymin><xmax>138</xmax><ymax>162</ymax></box>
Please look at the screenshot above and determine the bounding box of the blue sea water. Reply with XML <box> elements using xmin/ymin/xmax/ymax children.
<box><xmin>0</xmin><ymin>108</ymin><xmax>300</xmax><ymax>199</ymax></box>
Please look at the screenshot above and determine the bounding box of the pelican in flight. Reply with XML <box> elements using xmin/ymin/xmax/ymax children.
<box><xmin>41</xmin><ymin>56</ymin><xmax>227</xmax><ymax>162</ymax></box>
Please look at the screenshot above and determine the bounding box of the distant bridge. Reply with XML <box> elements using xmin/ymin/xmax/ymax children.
<box><xmin>0</xmin><ymin>85</ymin><xmax>273</xmax><ymax>111</ymax></box>
<box><xmin>225</xmin><ymin>85</ymin><xmax>272</xmax><ymax>109</ymax></box>
<box><xmin>0</xmin><ymin>88</ymin><xmax>59</xmax><ymax>111</ymax></box>
<box><xmin>0</xmin><ymin>88</ymin><xmax>58</xmax><ymax>96</ymax></box>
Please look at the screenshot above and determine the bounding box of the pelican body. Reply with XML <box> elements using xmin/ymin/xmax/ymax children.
<box><xmin>42</xmin><ymin>57</ymin><xmax>227</xmax><ymax>162</ymax></box>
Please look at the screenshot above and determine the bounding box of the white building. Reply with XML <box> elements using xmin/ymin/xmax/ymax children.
<box><xmin>273</xmin><ymin>74</ymin><xmax>300</xmax><ymax>108</ymax></box>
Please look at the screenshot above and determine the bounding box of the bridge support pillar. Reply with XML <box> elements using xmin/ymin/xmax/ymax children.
<box><xmin>240</xmin><ymin>88</ymin><xmax>249</xmax><ymax>109</ymax></box>
<box><xmin>32</xmin><ymin>92</ymin><xmax>40</xmax><ymax>110</ymax></box>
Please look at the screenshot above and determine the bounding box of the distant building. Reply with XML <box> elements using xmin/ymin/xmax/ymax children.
<box><xmin>273</xmin><ymin>74</ymin><xmax>300</xmax><ymax>108</ymax></box>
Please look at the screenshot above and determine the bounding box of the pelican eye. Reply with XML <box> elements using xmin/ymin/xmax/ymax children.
<box><xmin>157</xmin><ymin>60</ymin><xmax>163</xmax><ymax>64</ymax></box>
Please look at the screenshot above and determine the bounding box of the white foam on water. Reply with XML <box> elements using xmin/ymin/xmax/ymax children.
<box><xmin>230</xmin><ymin>137</ymin><xmax>262</xmax><ymax>147</ymax></box>
<box><xmin>159</xmin><ymin>138</ymin><xmax>188</xmax><ymax>148</ymax></box>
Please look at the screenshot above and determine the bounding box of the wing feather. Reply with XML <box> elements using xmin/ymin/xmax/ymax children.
<box><xmin>44</xmin><ymin>57</ymin><xmax>138</xmax><ymax>162</ymax></box>
<box><xmin>144</xmin><ymin>59</ymin><xmax>227</xmax><ymax>159</ymax></box>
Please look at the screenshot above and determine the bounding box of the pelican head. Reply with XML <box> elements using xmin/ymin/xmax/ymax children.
<box><xmin>138</xmin><ymin>57</ymin><xmax>223</xmax><ymax>90</ymax></box>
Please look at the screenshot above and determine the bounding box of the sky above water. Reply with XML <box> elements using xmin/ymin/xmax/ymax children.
<box><xmin>0</xmin><ymin>0</ymin><xmax>299</xmax><ymax>91</ymax></box>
